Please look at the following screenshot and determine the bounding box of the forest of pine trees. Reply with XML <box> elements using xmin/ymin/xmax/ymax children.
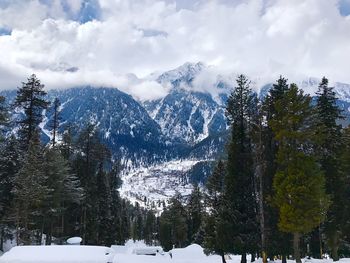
<box><xmin>160</xmin><ymin>75</ymin><xmax>350</xmax><ymax>263</ymax></box>
<box><xmin>0</xmin><ymin>75</ymin><xmax>156</xmax><ymax>249</ymax></box>
<box><xmin>0</xmin><ymin>73</ymin><xmax>350</xmax><ymax>263</ymax></box>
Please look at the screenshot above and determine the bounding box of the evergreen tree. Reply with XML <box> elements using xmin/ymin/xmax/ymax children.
<box><xmin>74</xmin><ymin>123</ymin><xmax>111</xmax><ymax>244</ymax></box>
<box><xmin>187</xmin><ymin>185</ymin><xmax>203</xmax><ymax>244</ymax></box>
<box><xmin>261</xmin><ymin>76</ymin><xmax>292</xmax><ymax>262</ymax></box>
<box><xmin>203</xmin><ymin>160</ymin><xmax>226</xmax><ymax>263</ymax></box>
<box><xmin>144</xmin><ymin>210</ymin><xmax>156</xmax><ymax>245</ymax></box>
<box><xmin>339</xmin><ymin>127</ymin><xmax>350</xmax><ymax>249</ymax></box>
<box><xmin>315</xmin><ymin>77</ymin><xmax>345</xmax><ymax>261</ymax></box>
<box><xmin>159</xmin><ymin>194</ymin><xmax>187</xmax><ymax>250</ymax></box>
<box><xmin>223</xmin><ymin>74</ymin><xmax>259</xmax><ymax>263</ymax></box>
<box><xmin>49</xmin><ymin>98</ymin><xmax>61</xmax><ymax>147</ymax></box>
<box><xmin>118</xmin><ymin>199</ymin><xmax>131</xmax><ymax>244</ymax></box>
<box><xmin>14</xmin><ymin>74</ymin><xmax>49</xmax><ymax>149</ymax></box>
<box><xmin>270</xmin><ymin>84</ymin><xmax>330</xmax><ymax>263</ymax></box>
<box><xmin>107</xmin><ymin>162</ymin><xmax>124</xmax><ymax>245</ymax></box>
<box><xmin>159</xmin><ymin>208</ymin><xmax>173</xmax><ymax>251</ymax></box>
<box><xmin>132</xmin><ymin>203</ymin><xmax>144</xmax><ymax>241</ymax></box>
<box><xmin>43</xmin><ymin>147</ymin><xmax>82</xmax><ymax>244</ymax></box>
<box><xmin>96</xmin><ymin>162</ymin><xmax>114</xmax><ymax>246</ymax></box>
<box><xmin>12</xmin><ymin>130</ymin><xmax>49</xmax><ymax>244</ymax></box>
<box><xmin>0</xmin><ymin>96</ymin><xmax>8</xmax><ymax>142</ymax></box>
<box><xmin>60</xmin><ymin>125</ymin><xmax>75</xmax><ymax>161</ymax></box>
<box><xmin>0</xmin><ymin>136</ymin><xmax>21</xmax><ymax>250</ymax></box>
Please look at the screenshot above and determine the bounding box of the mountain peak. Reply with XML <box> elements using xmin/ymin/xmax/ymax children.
<box><xmin>156</xmin><ymin>62</ymin><xmax>206</xmax><ymax>85</ymax></box>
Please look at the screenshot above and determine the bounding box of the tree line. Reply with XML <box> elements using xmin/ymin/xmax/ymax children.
<box><xmin>0</xmin><ymin>74</ymin><xmax>158</xmax><ymax>249</ymax></box>
<box><xmin>1</xmin><ymin>73</ymin><xmax>350</xmax><ymax>263</ymax></box>
<box><xmin>157</xmin><ymin>75</ymin><xmax>350</xmax><ymax>263</ymax></box>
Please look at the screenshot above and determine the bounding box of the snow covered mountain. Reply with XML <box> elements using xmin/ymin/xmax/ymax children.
<box><xmin>143</xmin><ymin>62</ymin><xmax>230</xmax><ymax>144</ymax></box>
<box><xmin>1</xmin><ymin>62</ymin><xmax>350</xmax><ymax>206</ymax></box>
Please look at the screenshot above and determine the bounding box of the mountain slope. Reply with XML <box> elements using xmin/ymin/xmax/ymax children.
<box><xmin>1</xmin><ymin>63</ymin><xmax>350</xmax><ymax>206</ymax></box>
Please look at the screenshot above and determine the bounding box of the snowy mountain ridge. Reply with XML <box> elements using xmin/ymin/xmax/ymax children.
<box><xmin>1</xmin><ymin>62</ymin><xmax>350</xmax><ymax>206</ymax></box>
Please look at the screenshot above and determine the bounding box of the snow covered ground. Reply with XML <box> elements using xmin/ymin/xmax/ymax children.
<box><xmin>2</xmin><ymin>241</ymin><xmax>350</xmax><ymax>263</ymax></box>
<box><xmin>0</xmin><ymin>245</ymin><xmax>114</xmax><ymax>263</ymax></box>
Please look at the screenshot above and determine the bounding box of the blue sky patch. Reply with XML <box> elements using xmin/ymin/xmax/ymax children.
<box><xmin>0</xmin><ymin>28</ymin><xmax>11</xmax><ymax>36</ymax></box>
<box><xmin>77</xmin><ymin>0</ymin><xmax>101</xmax><ymax>24</ymax></box>
<box><xmin>339</xmin><ymin>0</ymin><xmax>350</xmax><ymax>16</ymax></box>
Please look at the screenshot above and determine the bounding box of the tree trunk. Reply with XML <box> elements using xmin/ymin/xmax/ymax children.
<box><xmin>255</xmin><ymin>119</ymin><xmax>267</xmax><ymax>263</ymax></box>
<box><xmin>0</xmin><ymin>227</ymin><xmax>4</xmax><ymax>251</ymax></box>
<box><xmin>319</xmin><ymin>225</ymin><xmax>323</xmax><ymax>259</ymax></box>
<box><xmin>293</xmin><ymin>233</ymin><xmax>302</xmax><ymax>263</ymax></box>
<box><xmin>241</xmin><ymin>252</ymin><xmax>247</xmax><ymax>263</ymax></box>
<box><xmin>40</xmin><ymin>218</ymin><xmax>45</xmax><ymax>245</ymax></box>
<box><xmin>83</xmin><ymin>206</ymin><xmax>87</xmax><ymax>245</ymax></box>
<box><xmin>282</xmin><ymin>254</ymin><xmax>287</xmax><ymax>263</ymax></box>
<box><xmin>221</xmin><ymin>253</ymin><xmax>227</xmax><ymax>263</ymax></box>
<box><xmin>332</xmin><ymin>245</ymin><xmax>339</xmax><ymax>262</ymax></box>
<box><xmin>331</xmin><ymin>232</ymin><xmax>340</xmax><ymax>261</ymax></box>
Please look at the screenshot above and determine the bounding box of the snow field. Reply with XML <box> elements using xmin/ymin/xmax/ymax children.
<box><xmin>2</xmin><ymin>241</ymin><xmax>350</xmax><ymax>263</ymax></box>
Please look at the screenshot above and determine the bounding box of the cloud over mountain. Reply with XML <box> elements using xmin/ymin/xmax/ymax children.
<box><xmin>0</xmin><ymin>0</ymin><xmax>350</xmax><ymax>100</ymax></box>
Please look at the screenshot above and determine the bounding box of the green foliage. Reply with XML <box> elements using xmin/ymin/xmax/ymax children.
<box><xmin>12</xmin><ymin>131</ymin><xmax>49</xmax><ymax>244</ymax></box>
<box><xmin>223</xmin><ymin>75</ymin><xmax>259</xmax><ymax>260</ymax></box>
<box><xmin>143</xmin><ymin>210</ymin><xmax>157</xmax><ymax>245</ymax></box>
<box><xmin>159</xmin><ymin>194</ymin><xmax>188</xmax><ymax>250</ymax></box>
<box><xmin>0</xmin><ymin>96</ymin><xmax>8</xmax><ymax>142</ymax></box>
<box><xmin>203</xmin><ymin>161</ymin><xmax>226</xmax><ymax>258</ymax></box>
<box><xmin>273</xmin><ymin>153</ymin><xmax>328</xmax><ymax>233</ymax></box>
<box><xmin>186</xmin><ymin>185</ymin><xmax>203</xmax><ymax>244</ymax></box>
<box><xmin>315</xmin><ymin>77</ymin><xmax>346</xmax><ymax>260</ymax></box>
<box><xmin>14</xmin><ymin>74</ymin><xmax>49</xmax><ymax>149</ymax></box>
<box><xmin>42</xmin><ymin>147</ymin><xmax>83</xmax><ymax>244</ymax></box>
<box><xmin>48</xmin><ymin>98</ymin><xmax>61</xmax><ymax>146</ymax></box>
<box><xmin>270</xmin><ymin>83</ymin><xmax>329</xmax><ymax>262</ymax></box>
<box><xmin>260</xmin><ymin>76</ymin><xmax>292</xmax><ymax>258</ymax></box>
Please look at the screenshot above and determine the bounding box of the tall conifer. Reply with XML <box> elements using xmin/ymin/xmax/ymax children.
<box><xmin>224</xmin><ymin>74</ymin><xmax>259</xmax><ymax>263</ymax></box>
<box><xmin>271</xmin><ymin>84</ymin><xmax>329</xmax><ymax>263</ymax></box>
<box><xmin>14</xmin><ymin>74</ymin><xmax>49</xmax><ymax>149</ymax></box>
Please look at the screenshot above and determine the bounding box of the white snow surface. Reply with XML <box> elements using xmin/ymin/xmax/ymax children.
<box><xmin>2</xmin><ymin>242</ymin><xmax>349</xmax><ymax>263</ymax></box>
<box><xmin>0</xmin><ymin>245</ymin><xmax>114</xmax><ymax>263</ymax></box>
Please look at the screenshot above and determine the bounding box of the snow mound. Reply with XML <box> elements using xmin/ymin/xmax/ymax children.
<box><xmin>171</xmin><ymin>244</ymin><xmax>206</xmax><ymax>259</ymax></box>
<box><xmin>66</xmin><ymin>237</ymin><xmax>82</xmax><ymax>245</ymax></box>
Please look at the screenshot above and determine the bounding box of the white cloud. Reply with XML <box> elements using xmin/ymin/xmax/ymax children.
<box><xmin>0</xmin><ymin>0</ymin><xmax>350</xmax><ymax>100</ymax></box>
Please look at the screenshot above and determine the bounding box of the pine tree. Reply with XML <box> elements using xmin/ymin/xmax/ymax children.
<box><xmin>12</xmin><ymin>130</ymin><xmax>49</xmax><ymax>245</ymax></box>
<box><xmin>339</xmin><ymin>127</ymin><xmax>350</xmax><ymax>246</ymax></box>
<box><xmin>96</xmin><ymin>162</ymin><xmax>114</xmax><ymax>246</ymax></box>
<box><xmin>203</xmin><ymin>160</ymin><xmax>226</xmax><ymax>263</ymax></box>
<box><xmin>270</xmin><ymin>84</ymin><xmax>330</xmax><ymax>263</ymax></box>
<box><xmin>43</xmin><ymin>147</ymin><xmax>82</xmax><ymax>244</ymax></box>
<box><xmin>49</xmin><ymin>98</ymin><xmax>61</xmax><ymax>147</ymax></box>
<box><xmin>159</xmin><ymin>194</ymin><xmax>187</xmax><ymax>250</ymax></box>
<box><xmin>0</xmin><ymin>136</ymin><xmax>21</xmax><ymax>250</ymax></box>
<box><xmin>107</xmin><ymin>162</ymin><xmax>123</xmax><ymax>245</ymax></box>
<box><xmin>60</xmin><ymin>125</ymin><xmax>75</xmax><ymax>161</ymax></box>
<box><xmin>187</xmin><ymin>185</ymin><xmax>203</xmax><ymax>244</ymax></box>
<box><xmin>159</xmin><ymin>208</ymin><xmax>173</xmax><ymax>251</ymax></box>
<box><xmin>261</xmin><ymin>76</ymin><xmax>292</xmax><ymax>262</ymax></box>
<box><xmin>223</xmin><ymin>74</ymin><xmax>259</xmax><ymax>263</ymax></box>
<box><xmin>74</xmin><ymin>123</ymin><xmax>111</xmax><ymax>244</ymax></box>
<box><xmin>131</xmin><ymin>203</ymin><xmax>144</xmax><ymax>241</ymax></box>
<box><xmin>14</xmin><ymin>74</ymin><xmax>49</xmax><ymax>149</ymax></box>
<box><xmin>144</xmin><ymin>210</ymin><xmax>156</xmax><ymax>245</ymax></box>
<box><xmin>0</xmin><ymin>96</ymin><xmax>10</xmax><ymax>216</ymax></box>
<box><xmin>0</xmin><ymin>96</ymin><xmax>8</xmax><ymax>142</ymax></box>
<box><xmin>315</xmin><ymin>77</ymin><xmax>345</xmax><ymax>261</ymax></box>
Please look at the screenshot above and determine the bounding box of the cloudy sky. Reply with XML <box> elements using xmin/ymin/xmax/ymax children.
<box><xmin>0</xmin><ymin>0</ymin><xmax>350</xmax><ymax>99</ymax></box>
